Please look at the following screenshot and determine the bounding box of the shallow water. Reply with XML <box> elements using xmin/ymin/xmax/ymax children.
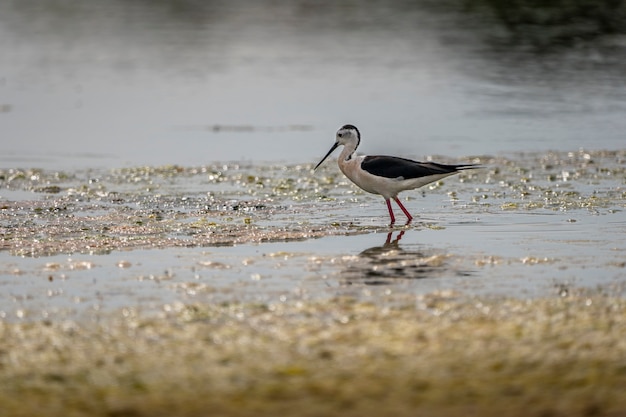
<box><xmin>2</xmin><ymin>213</ymin><xmax>625</xmax><ymax>321</ymax></box>
<box><xmin>1</xmin><ymin>149</ymin><xmax>625</xmax><ymax>321</ymax></box>
<box><xmin>2</xmin><ymin>1</ymin><xmax>626</xmax><ymax>170</ymax></box>
<box><xmin>1</xmin><ymin>1</ymin><xmax>626</xmax><ymax>317</ymax></box>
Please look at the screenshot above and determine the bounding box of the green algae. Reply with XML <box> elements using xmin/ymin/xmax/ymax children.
<box><xmin>0</xmin><ymin>294</ymin><xmax>625</xmax><ymax>417</ymax></box>
<box><xmin>1</xmin><ymin>149</ymin><xmax>625</xmax><ymax>257</ymax></box>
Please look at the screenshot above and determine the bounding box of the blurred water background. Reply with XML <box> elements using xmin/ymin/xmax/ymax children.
<box><xmin>2</xmin><ymin>0</ymin><xmax>625</xmax><ymax>170</ymax></box>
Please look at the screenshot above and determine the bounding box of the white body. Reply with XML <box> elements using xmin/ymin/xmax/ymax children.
<box><xmin>336</xmin><ymin>149</ymin><xmax>457</xmax><ymax>200</ymax></box>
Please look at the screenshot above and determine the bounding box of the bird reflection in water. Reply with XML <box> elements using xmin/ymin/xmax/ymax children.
<box><xmin>342</xmin><ymin>230</ymin><xmax>449</xmax><ymax>286</ymax></box>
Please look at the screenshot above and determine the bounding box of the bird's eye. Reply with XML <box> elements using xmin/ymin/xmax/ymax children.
<box><xmin>338</xmin><ymin>132</ymin><xmax>344</xmax><ymax>137</ymax></box>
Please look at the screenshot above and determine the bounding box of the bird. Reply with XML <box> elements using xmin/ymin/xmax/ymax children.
<box><xmin>314</xmin><ymin>124</ymin><xmax>479</xmax><ymax>225</ymax></box>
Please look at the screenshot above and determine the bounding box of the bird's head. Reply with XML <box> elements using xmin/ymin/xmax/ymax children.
<box><xmin>314</xmin><ymin>124</ymin><xmax>361</xmax><ymax>171</ymax></box>
<box><xmin>335</xmin><ymin>124</ymin><xmax>360</xmax><ymax>147</ymax></box>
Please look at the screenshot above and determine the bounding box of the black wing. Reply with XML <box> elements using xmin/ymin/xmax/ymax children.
<box><xmin>361</xmin><ymin>155</ymin><xmax>477</xmax><ymax>179</ymax></box>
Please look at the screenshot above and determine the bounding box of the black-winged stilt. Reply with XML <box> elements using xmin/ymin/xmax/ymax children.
<box><xmin>314</xmin><ymin>124</ymin><xmax>479</xmax><ymax>224</ymax></box>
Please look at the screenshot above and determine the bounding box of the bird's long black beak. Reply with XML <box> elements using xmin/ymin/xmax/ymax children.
<box><xmin>314</xmin><ymin>142</ymin><xmax>339</xmax><ymax>171</ymax></box>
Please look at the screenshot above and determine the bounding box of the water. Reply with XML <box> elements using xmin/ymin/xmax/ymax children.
<box><xmin>2</xmin><ymin>205</ymin><xmax>624</xmax><ymax>321</ymax></box>
<box><xmin>1</xmin><ymin>1</ymin><xmax>626</xmax><ymax>320</ymax></box>
<box><xmin>2</xmin><ymin>1</ymin><xmax>625</xmax><ymax>170</ymax></box>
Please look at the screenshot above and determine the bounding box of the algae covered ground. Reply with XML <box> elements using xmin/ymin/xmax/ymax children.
<box><xmin>1</xmin><ymin>149</ymin><xmax>623</xmax><ymax>257</ymax></box>
<box><xmin>1</xmin><ymin>149</ymin><xmax>626</xmax><ymax>416</ymax></box>
<box><xmin>1</xmin><ymin>295</ymin><xmax>625</xmax><ymax>417</ymax></box>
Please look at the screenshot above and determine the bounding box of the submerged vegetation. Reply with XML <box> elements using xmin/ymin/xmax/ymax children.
<box><xmin>1</xmin><ymin>150</ymin><xmax>624</xmax><ymax>257</ymax></box>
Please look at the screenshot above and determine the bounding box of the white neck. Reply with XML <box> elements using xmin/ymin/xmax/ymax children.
<box><xmin>339</xmin><ymin>141</ymin><xmax>358</xmax><ymax>162</ymax></box>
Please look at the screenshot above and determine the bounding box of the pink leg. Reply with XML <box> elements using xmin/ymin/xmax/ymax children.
<box><xmin>394</xmin><ymin>197</ymin><xmax>413</xmax><ymax>223</ymax></box>
<box><xmin>385</xmin><ymin>199</ymin><xmax>396</xmax><ymax>224</ymax></box>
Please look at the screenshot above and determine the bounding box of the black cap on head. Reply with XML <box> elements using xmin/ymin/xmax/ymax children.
<box><xmin>339</xmin><ymin>124</ymin><xmax>360</xmax><ymax>149</ymax></box>
<box><xmin>340</xmin><ymin>124</ymin><xmax>360</xmax><ymax>140</ymax></box>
